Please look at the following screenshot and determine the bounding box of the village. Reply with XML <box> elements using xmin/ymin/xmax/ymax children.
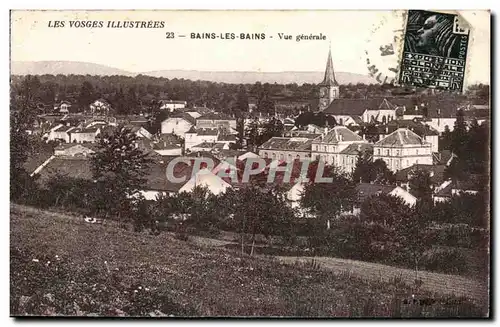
<box><xmin>9</xmin><ymin>8</ymin><xmax>491</xmax><ymax>317</ymax></box>
<box><xmin>20</xmin><ymin>48</ymin><xmax>488</xmax><ymax>213</ymax></box>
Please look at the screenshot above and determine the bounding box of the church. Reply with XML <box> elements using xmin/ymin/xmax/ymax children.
<box><xmin>316</xmin><ymin>47</ymin><xmax>399</xmax><ymax>126</ymax></box>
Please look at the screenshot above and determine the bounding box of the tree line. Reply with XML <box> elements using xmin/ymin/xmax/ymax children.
<box><xmin>11</xmin><ymin>74</ymin><xmax>490</xmax><ymax>116</ymax></box>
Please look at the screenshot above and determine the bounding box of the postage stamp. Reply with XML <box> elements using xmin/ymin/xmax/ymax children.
<box><xmin>398</xmin><ymin>10</ymin><xmax>471</xmax><ymax>92</ymax></box>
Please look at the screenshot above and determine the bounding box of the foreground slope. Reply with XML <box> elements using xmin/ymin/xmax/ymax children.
<box><xmin>10</xmin><ymin>204</ymin><xmax>486</xmax><ymax>317</ymax></box>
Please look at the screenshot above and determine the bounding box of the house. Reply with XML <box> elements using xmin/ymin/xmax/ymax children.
<box><xmin>373</xmin><ymin>128</ymin><xmax>433</xmax><ymax>172</ymax></box>
<box><xmin>258</xmin><ymin>134</ymin><xmax>318</xmax><ymax>161</ymax></box>
<box><xmin>395</xmin><ymin>164</ymin><xmax>446</xmax><ymax>188</ymax></box>
<box><xmin>126</xmin><ymin>125</ymin><xmax>153</xmax><ymax>140</ymax></box>
<box><xmin>433</xmin><ymin>179</ymin><xmax>482</xmax><ymax>203</ymax></box>
<box><xmin>160</xmin><ymin>113</ymin><xmax>196</xmax><ymax>138</ymax></box>
<box><xmin>47</xmin><ymin>124</ymin><xmax>76</xmax><ymax>143</ymax></box>
<box><xmin>184</xmin><ymin>107</ymin><xmax>212</xmax><ymax>118</ymax></box>
<box><xmin>54</xmin><ymin>100</ymin><xmax>72</xmax><ymax>114</ymax></box>
<box><xmin>191</xmin><ymin>142</ymin><xmax>218</xmax><ymax>152</ymax></box>
<box><xmin>433</xmin><ymin>150</ymin><xmax>458</xmax><ymax>166</ymax></box>
<box><xmin>388</xmin><ymin>186</ymin><xmax>417</xmax><ymax>207</ymax></box>
<box><xmin>306</xmin><ymin>124</ymin><xmax>323</xmax><ymax>134</ymax></box>
<box><xmin>238</xmin><ymin>151</ymin><xmax>260</xmax><ymax>161</ymax></box>
<box><xmin>54</xmin><ymin>143</ymin><xmax>97</xmax><ymax>157</ymax></box>
<box><xmin>311</xmin><ymin>126</ymin><xmax>367</xmax><ymax>166</ymax></box>
<box><xmin>196</xmin><ymin>113</ymin><xmax>237</xmax><ymax>131</ymax></box>
<box><xmin>69</xmin><ymin>127</ymin><xmax>101</xmax><ymax>143</ymax></box>
<box><xmin>410</xmin><ymin>100</ymin><xmax>489</xmax><ymax>134</ymax></box>
<box><xmin>184</xmin><ymin>127</ymin><xmax>219</xmax><ymax>151</ymax></box>
<box><xmin>338</xmin><ymin>143</ymin><xmax>374</xmax><ymax>174</ymax></box>
<box><xmin>217</xmin><ymin>133</ymin><xmax>237</xmax><ymax>148</ymax></box>
<box><xmin>34</xmin><ymin>154</ymin><xmax>230</xmax><ymax>201</ymax></box>
<box><xmin>374</xmin><ymin>120</ymin><xmax>440</xmax><ymax>153</ymax></box>
<box><xmin>322</xmin><ymin>98</ymin><xmax>399</xmax><ymax>125</ymax></box>
<box><xmin>89</xmin><ymin>98</ymin><xmax>112</xmax><ymax>115</ymax></box>
<box><xmin>153</xmin><ymin>143</ymin><xmax>183</xmax><ymax>156</ymax></box>
<box><xmin>178</xmin><ymin>168</ymin><xmax>232</xmax><ymax>195</ymax></box>
<box><xmin>159</xmin><ymin>100</ymin><xmax>187</xmax><ymax>111</ymax></box>
<box><xmin>353</xmin><ymin>183</ymin><xmax>397</xmax><ymax>216</ymax></box>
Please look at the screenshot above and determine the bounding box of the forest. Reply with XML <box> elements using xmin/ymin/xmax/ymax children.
<box><xmin>10</xmin><ymin>74</ymin><xmax>490</xmax><ymax>117</ymax></box>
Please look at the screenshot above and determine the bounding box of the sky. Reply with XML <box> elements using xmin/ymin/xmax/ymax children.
<box><xmin>10</xmin><ymin>10</ymin><xmax>490</xmax><ymax>84</ymax></box>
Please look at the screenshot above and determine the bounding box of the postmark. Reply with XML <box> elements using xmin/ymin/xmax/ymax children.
<box><xmin>364</xmin><ymin>10</ymin><xmax>407</xmax><ymax>85</ymax></box>
<box><xmin>398</xmin><ymin>10</ymin><xmax>471</xmax><ymax>92</ymax></box>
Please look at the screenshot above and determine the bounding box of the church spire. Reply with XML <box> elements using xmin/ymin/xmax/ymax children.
<box><xmin>321</xmin><ymin>43</ymin><xmax>339</xmax><ymax>86</ymax></box>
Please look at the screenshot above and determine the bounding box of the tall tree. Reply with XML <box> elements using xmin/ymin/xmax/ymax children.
<box><xmin>235</xmin><ymin>84</ymin><xmax>249</xmax><ymax>112</ymax></box>
<box><xmin>451</xmin><ymin>109</ymin><xmax>468</xmax><ymax>159</ymax></box>
<box><xmin>244</xmin><ymin>117</ymin><xmax>260</xmax><ymax>150</ymax></box>
<box><xmin>260</xmin><ymin>117</ymin><xmax>284</xmax><ymax>144</ymax></box>
<box><xmin>301</xmin><ymin>166</ymin><xmax>356</xmax><ymax>229</ymax></box>
<box><xmin>352</xmin><ymin>150</ymin><xmax>372</xmax><ymax>183</ymax></box>
<box><xmin>408</xmin><ymin>169</ymin><xmax>433</xmax><ymax>208</ymax></box>
<box><xmin>10</xmin><ymin>76</ymin><xmax>39</xmax><ymax>200</ymax></box>
<box><xmin>90</xmin><ymin>126</ymin><xmax>152</xmax><ymax>220</ymax></box>
<box><xmin>221</xmin><ymin>185</ymin><xmax>295</xmax><ymax>255</ymax></box>
<box><xmin>78</xmin><ymin>81</ymin><xmax>95</xmax><ymax>110</ymax></box>
<box><xmin>257</xmin><ymin>83</ymin><xmax>275</xmax><ymax>114</ymax></box>
<box><xmin>360</xmin><ymin>194</ymin><xmax>413</xmax><ymax>227</ymax></box>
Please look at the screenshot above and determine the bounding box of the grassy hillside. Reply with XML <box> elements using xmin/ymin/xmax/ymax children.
<box><xmin>10</xmin><ymin>204</ymin><xmax>487</xmax><ymax>317</ymax></box>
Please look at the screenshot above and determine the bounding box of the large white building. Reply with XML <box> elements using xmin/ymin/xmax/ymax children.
<box><xmin>160</xmin><ymin>113</ymin><xmax>196</xmax><ymax>138</ymax></box>
<box><xmin>373</xmin><ymin>128</ymin><xmax>433</xmax><ymax>172</ymax></box>
<box><xmin>311</xmin><ymin>126</ymin><xmax>368</xmax><ymax>166</ymax></box>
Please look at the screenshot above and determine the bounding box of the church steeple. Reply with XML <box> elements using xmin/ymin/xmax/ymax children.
<box><xmin>321</xmin><ymin>43</ymin><xmax>339</xmax><ymax>87</ymax></box>
<box><xmin>318</xmin><ymin>43</ymin><xmax>340</xmax><ymax>111</ymax></box>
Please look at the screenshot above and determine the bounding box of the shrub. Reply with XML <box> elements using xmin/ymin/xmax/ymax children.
<box><xmin>419</xmin><ymin>248</ymin><xmax>468</xmax><ymax>274</ymax></box>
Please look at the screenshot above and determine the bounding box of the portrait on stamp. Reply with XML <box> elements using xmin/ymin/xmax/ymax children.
<box><xmin>399</xmin><ymin>10</ymin><xmax>470</xmax><ymax>92</ymax></box>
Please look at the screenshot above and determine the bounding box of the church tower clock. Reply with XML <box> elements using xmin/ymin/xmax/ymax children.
<box><xmin>318</xmin><ymin>46</ymin><xmax>339</xmax><ymax>111</ymax></box>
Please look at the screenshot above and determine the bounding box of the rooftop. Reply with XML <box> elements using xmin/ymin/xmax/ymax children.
<box><xmin>316</xmin><ymin>126</ymin><xmax>363</xmax><ymax>144</ymax></box>
<box><xmin>259</xmin><ymin>136</ymin><xmax>315</xmax><ymax>151</ymax></box>
<box><xmin>339</xmin><ymin>143</ymin><xmax>374</xmax><ymax>155</ymax></box>
<box><xmin>197</xmin><ymin>113</ymin><xmax>235</xmax><ymax>121</ymax></box>
<box><xmin>375</xmin><ymin>128</ymin><xmax>426</xmax><ymax>147</ymax></box>
<box><xmin>356</xmin><ymin>183</ymin><xmax>396</xmax><ymax>203</ymax></box>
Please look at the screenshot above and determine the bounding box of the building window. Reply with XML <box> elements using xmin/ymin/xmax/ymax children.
<box><xmin>288</xmin><ymin>154</ymin><xmax>292</xmax><ymax>161</ymax></box>
<box><xmin>386</xmin><ymin>150</ymin><xmax>389</xmax><ymax>156</ymax></box>
<box><xmin>339</xmin><ymin>118</ymin><xmax>343</xmax><ymax>125</ymax></box>
<box><xmin>264</xmin><ymin>152</ymin><xmax>268</xmax><ymax>158</ymax></box>
<box><xmin>396</xmin><ymin>150</ymin><xmax>400</xmax><ymax>156</ymax></box>
<box><xmin>280</xmin><ymin>154</ymin><xmax>284</xmax><ymax>160</ymax></box>
<box><xmin>272</xmin><ymin>153</ymin><xmax>276</xmax><ymax>159</ymax></box>
<box><xmin>416</xmin><ymin>149</ymin><xmax>419</xmax><ymax>155</ymax></box>
<box><xmin>296</xmin><ymin>154</ymin><xmax>300</xmax><ymax>159</ymax></box>
<box><xmin>406</xmin><ymin>160</ymin><xmax>409</xmax><ymax>166</ymax></box>
<box><xmin>324</xmin><ymin>146</ymin><xmax>327</xmax><ymax>152</ymax></box>
<box><xmin>377</xmin><ymin>149</ymin><xmax>381</xmax><ymax>155</ymax></box>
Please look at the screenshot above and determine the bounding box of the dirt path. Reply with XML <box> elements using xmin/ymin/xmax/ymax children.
<box><xmin>274</xmin><ymin>256</ymin><xmax>489</xmax><ymax>305</ymax></box>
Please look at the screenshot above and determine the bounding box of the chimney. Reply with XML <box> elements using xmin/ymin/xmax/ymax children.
<box><xmin>338</xmin><ymin>133</ymin><xmax>343</xmax><ymax>142</ymax></box>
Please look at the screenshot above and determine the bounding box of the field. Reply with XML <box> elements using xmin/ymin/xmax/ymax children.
<box><xmin>10</xmin><ymin>204</ymin><xmax>489</xmax><ymax>317</ymax></box>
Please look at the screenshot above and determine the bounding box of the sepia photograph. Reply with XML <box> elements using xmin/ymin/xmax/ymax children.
<box><xmin>9</xmin><ymin>9</ymin><xmax>490</xmax><ymax>318</ymax></box>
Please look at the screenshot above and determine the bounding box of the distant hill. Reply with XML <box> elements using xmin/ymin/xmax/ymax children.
<box><xmin>142</xmin><ymin>70</ymin><xmax>375</xmax><ymax>85</ymax></box>
<box><xmin>11</xmin><ymin>61</ymin><xmax>134</xmax><ymax>77</ymax></box>
<box><xmin>11</xmin><ymin>60</ymin><xmax>376</xmax><ymax>85</ymax></box>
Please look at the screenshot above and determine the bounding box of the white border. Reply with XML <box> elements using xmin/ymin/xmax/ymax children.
<box><xmin>2</xmin><ymin>1</ymin><xmax>496</xmax><ymax>326</ymax></box>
